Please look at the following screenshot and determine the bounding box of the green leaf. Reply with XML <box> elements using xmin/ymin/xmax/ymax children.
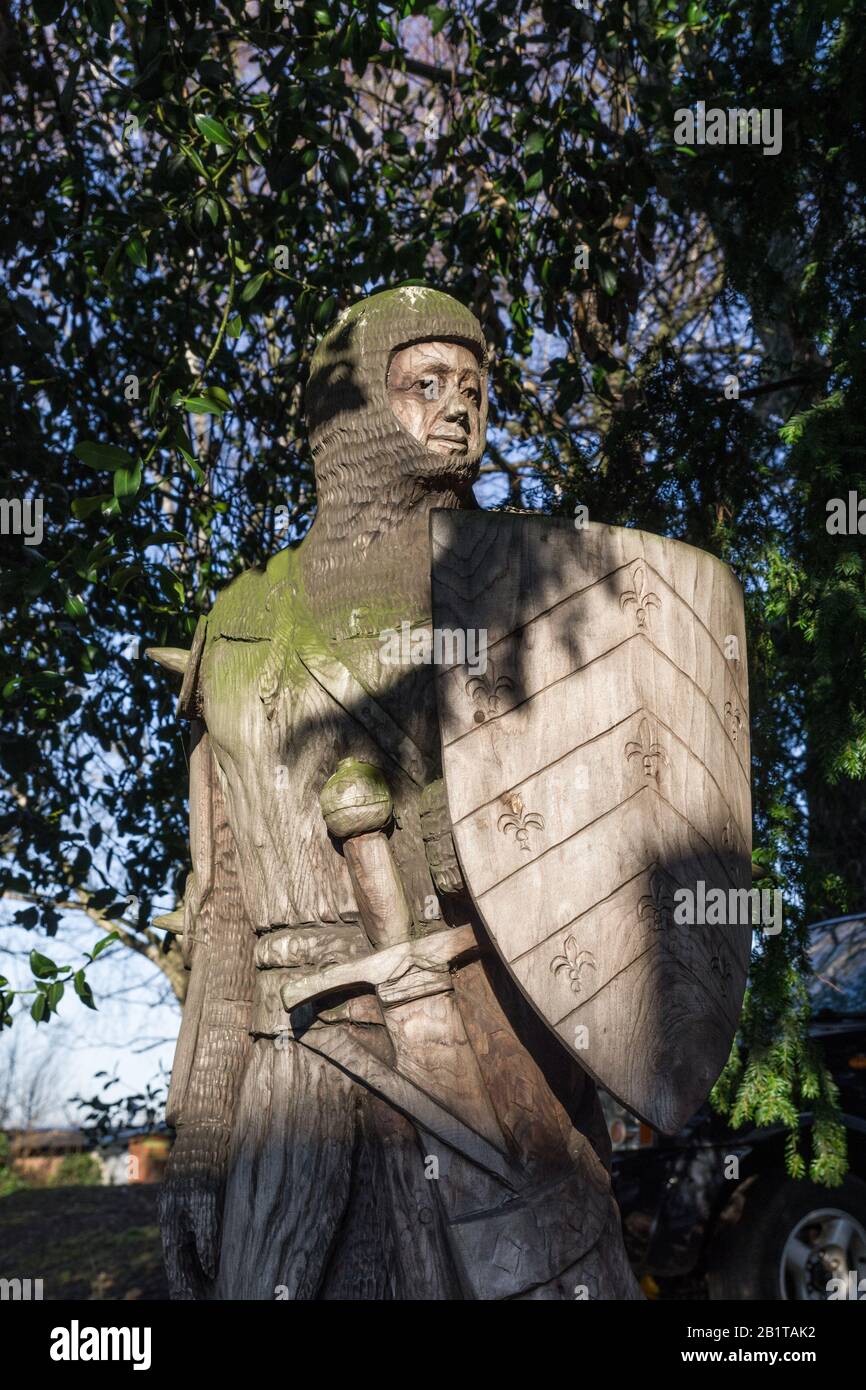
<box><xmin>125</xmin><ymin>237</ymin><xmax>147</xmax><ymax>269</ymax></box>
<box><xmin>226</xmin><ymin>314</ymin><xmax>243</xmax><ymax>338</ymax></box>
<box><xmin>149</xmin><ymin>529</ymin><xmax>187</xmax><ymax>545</ymax></box>
<box><xmin>74</xmin><ymin>442</ymin><xmax>136</xmax><ymax>472</ymax></box>
<box><xmin>108</xmin><ymin>563</ymin><xmax>144</xmax><ymax>592</ymax></box>
<box><xmin>524</xmin><ymin>131</ymin><xmax>545</xmax><ymax>157</ymax></box>
<box><xmin>325</xmin><ymin>158</ymin><xmax>352</xmax><ymax>197</ymax></box>
<box><xmin>524</xmin><ymin>169</ymin><xmax>544</xmax><ymax>194</ymax></box>
<box><xmin>194</xmin><ymin>113</ymin><xmax>233</xmax><ymax>146</ymax></box>
<box><xmin>316</xmin><ymin>295</ymin><xmax>336</xmax><ymax>327</ymax></box>
<box><xmin>241</xmin><ymin>272</ymin><xmax>269</xmax><ymax>302</ymax></box>
<box><xmin>71</xmin><ymin>494</ymin><xmax>112</xmax><ymax>520</ymax></box>
<box><xmin>171</xmin><ymin>423</ymin><xmax>204</xmax><ymax>482</ymax></box>
<box><xmin>91</xmin><ymin>932</ymin><xmax>119</xmax><ymax>959</ymax></box>
<box><xmin>348</xmin><ymin>116</ymin><xmax>373</xmax><ymax>151</ymax></box>
<box><xmin>31</xmin><ymin>992</ymin><xmax>47</xmax><ymax>1023</ymax></box>
<box><xmin>113</xmin><ymin>459</ymin><xmax>142</xmax><ymax>499</ymax></box>
<box><xmin>64</xmin><ymin>592</ymin><xmax>87</xmax><ymax>619</ymax></box>
<box><xmin>485</xmin><ymin>129</ymin><xmax>512</xmax><ymax>157</ymax></box>
<box><xmin>182</xmin><ymin>396</ymin><xmax>224</xmax><ymax>416</ymax></box>
<box><xmin>101</xmin><ymin>242</ymin><xmax>123</xmax><ymax>284</ymax></box>
<box><xmin>155</xmin><ymin>565</ymin><xmax>185</xmax><ymax>607</ymax></box>
<box><xmin>426</xmin><ymin>5</ymin><xmax>448</xmax><ymax>36</ymax></box>
<box><xmin>84</xmin><ymin>0</ymin><xmax>113</xmax><ymax>38</ymax></box>
<box><xmin>30</xmin><ymin>949</ymin><xmax>58</xmax><ymax>979</ymax></box>
<box><xmin>73</xmin><ymin>969</ymin><xmax>96</xmax><ymax>1010</ymax></box>
<box><xmin>181</xmin><ymin>142</ymin><xmax>208</xmax><ymax>178</ymax></box>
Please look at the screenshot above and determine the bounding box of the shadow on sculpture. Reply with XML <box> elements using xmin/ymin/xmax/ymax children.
<box><xmin>148</xmin><ymin>285</ymin><xmax>751</xmax><ymax>1301</ymax></box>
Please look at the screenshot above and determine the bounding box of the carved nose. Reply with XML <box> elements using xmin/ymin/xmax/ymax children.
<box><xmin>441</xmin><ymin>389</ymin><xmax>469</xmax><ymax>426</ymax></box>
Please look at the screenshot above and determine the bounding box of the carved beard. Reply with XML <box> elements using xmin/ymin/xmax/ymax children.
<box><xmin>303</xmin><ymin>288</ymin><xmax>489</xmax><ymax>560</ymax></box>
<box><xmin>396</xmin><ymin>443</ymin><xmax>481</xmax><ymax>491</ymax></box>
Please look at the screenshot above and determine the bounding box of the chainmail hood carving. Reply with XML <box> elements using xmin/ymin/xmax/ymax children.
<box><xmin>305</xmin><ymin>286</ymin><xmax>489</xmax><ymax>514</ymax></box>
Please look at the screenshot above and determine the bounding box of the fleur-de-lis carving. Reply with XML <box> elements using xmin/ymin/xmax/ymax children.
<box><xmin>497</xmin><ymin>790</ymin><xmax>544</xmax><ymax>852</ymax></box>
<box><xmin>466</xmin><ymin>660</ymin><xmax>515</xmax><ymax>724</ymax></box>
<box><xmin>637</xmin><ymin>868</ymin><xmax>677</xmax><ymax>935</ymax></box>
<box><xmin>724</xmin><ymin>700</ymin><xmax>744</xmax><ymax>744</ymax></box>
<box><xmin>625</xmin><ymin>718</ymin><xmax>669</xmax><ymax>780</ymax></box>
<box><xmin>551</xmin><ymin>936</ymin><xmax>597</xmax><ymax>996</ymax></box>
<box><xmin>620</xmin><ymin>563</ymin><xmax>661</xmax><ymax>629</ymax></box>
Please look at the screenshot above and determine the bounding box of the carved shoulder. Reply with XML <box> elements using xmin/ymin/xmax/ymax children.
<box><xmin>208</xmin><ymin>558</ymin><xmax>284</xmax><ymax>641</ymax></box>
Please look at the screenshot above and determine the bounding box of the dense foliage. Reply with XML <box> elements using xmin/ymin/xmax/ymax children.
<box><xmin>2</xmin><ymin>0</ymin><xmax>864</xmax><ymax>1181</ymax></box>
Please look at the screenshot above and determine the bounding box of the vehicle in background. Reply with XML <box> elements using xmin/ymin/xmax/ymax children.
<box><xmin>608</xmin><ymin>913</ymin><xmax>866</xmax><ymax>1300</ymax></box>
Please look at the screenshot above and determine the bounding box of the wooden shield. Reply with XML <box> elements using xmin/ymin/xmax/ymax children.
<box><xmin>432</xmin><ymin>512</ymin><xmax>752</xmax><ymax>1134</ymax></box>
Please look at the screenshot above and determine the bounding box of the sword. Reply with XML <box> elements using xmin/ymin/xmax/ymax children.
<box><xmin>282</xmin><ymin>758</ymin><xmax>516</xmax><ymax>1185</ymax></box>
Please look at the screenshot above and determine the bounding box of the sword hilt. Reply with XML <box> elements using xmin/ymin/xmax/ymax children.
<box><xmin>320</xmin><ymin>758</ymin><xmax>412</xmax><ymax>950</ymax></box>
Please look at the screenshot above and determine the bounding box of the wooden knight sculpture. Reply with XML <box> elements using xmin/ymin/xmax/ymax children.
<box><xmin>150</xmin><ymin>286</ymin><xmax>751</xmax><ymax>1300</ymax></box>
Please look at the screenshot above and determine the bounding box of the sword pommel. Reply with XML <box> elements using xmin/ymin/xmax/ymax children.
<box><xmin>320</xmin><ymin>758</ymin><xmax>393</xmax><ymax>838</ymax></box>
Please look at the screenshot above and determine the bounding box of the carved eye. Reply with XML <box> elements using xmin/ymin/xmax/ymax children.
<box><xmin>417</xmin><ymin>376</ymin><xmax>440</xmax><ymax>399</ymax></box>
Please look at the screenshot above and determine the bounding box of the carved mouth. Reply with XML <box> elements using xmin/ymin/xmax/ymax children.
<box><xmin>428</xmin><ymin>433</ymin><xmax>469</xmax><ymax>450</ymax></box>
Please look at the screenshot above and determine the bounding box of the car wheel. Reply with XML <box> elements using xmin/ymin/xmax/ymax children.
<box><xmin>706</xmin><ymin>1172</ymin><xmax>866</xmax><ymax>1300</ymax></box>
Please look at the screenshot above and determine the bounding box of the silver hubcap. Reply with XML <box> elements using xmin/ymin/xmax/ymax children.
<box><xmin>779</xmin><ymin>1206</ymin><xmax>866</xmax><ymax>1300</ymax></box>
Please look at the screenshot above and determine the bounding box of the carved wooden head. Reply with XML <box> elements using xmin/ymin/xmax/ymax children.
<box><xmin>304</xmin><ymin>287</ymin><xmax>489</xmax><ymax>506</ymax></box>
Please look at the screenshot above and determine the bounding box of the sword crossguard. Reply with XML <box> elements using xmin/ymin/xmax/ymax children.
<box><xmin>279</xmin><ymin>923</ymin><xmax>481</xmax><ymax>1014</ymax></box>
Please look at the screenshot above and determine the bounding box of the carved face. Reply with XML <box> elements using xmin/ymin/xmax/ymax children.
<box><xmin>387</xmin><ymin>341</ymin><xmax>483</xmax><ymax>462</ymax></box>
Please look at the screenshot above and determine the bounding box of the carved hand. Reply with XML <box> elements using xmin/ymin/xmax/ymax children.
<box><xmin>419</xmin><ymin>777</ymin><xmax>466</xmax><ymax>896</ymax></box>
<box><xmin>158</xmin><ymin>1120</ymin><xmax>228</xmax><ymax>1299</ymax></box>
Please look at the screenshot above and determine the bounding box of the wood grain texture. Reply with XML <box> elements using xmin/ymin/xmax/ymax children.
<box><xmin>433</xmin><ymin>511</ymin><xmax>752</xmax><ymax>1134</ymax></box>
